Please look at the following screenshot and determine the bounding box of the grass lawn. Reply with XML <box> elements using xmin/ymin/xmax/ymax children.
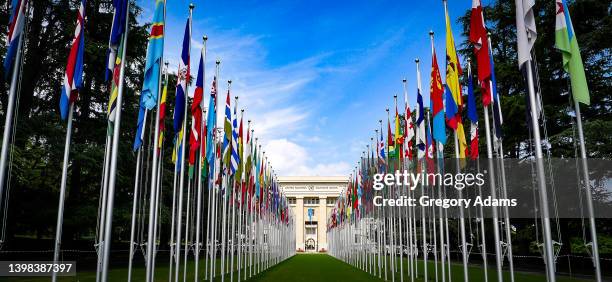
<box><xmin>2</xmin><ymin>254</ymin><xmax>593</xmax><ymax>281</ymax></box>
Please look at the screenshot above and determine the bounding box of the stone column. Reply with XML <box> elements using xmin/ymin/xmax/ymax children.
<box><xmin>296</xmin><ymin>196</ymin><xmax>304</xmax><ymax>251</ymax></box>
<box><xmin>318</xmin><ymin>196</ymin><xmax>327</xmax><ymax>251</ymax></box>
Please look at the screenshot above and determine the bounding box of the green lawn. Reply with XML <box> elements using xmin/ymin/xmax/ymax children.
<box><xmin>2</xmin><ymin>254</ymin><xmax>593</xmax><ymax>281</ymax></box>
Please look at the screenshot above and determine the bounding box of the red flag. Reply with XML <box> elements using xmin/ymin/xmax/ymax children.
<box><xmin>469</xmin><ymin>0</ymin><xmax>492</xmax><ymax>106</ymax></box>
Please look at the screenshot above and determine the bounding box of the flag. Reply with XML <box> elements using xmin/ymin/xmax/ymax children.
<box><xmin>140</xmin><ymin>0</ymin><xmax>165</xmax><ymax>109</ymax></box>
<box><xmin>378</xmin><ymin>128</ymin><xmax>386</xmax><ymax>172</ymax></box>
<box><xmin>3</xmin><ymin>0</ymin><xmax>28</xmax><ymax>77</ymax></box>
<box><xmin>416</xmin><ymin>87</ymin><xmax>426</xmax><ymax>159</ymax></box>
<box><xmin>469</xmin><ymin>0</ymin><xmax>492</xmax><ymax>106</ymax></box>
<box><xmin>403</xmin><ymin>89</ymin><xmax>415</xmax><ymax>161</ymax></box>
<box><xmin>188</xmin><ymin>52</ymin><xmax>204</xmax><ymax>176</ymax></box>
<box><xmin>230</xmin><ymin>100</ymin><xmax>240</xmax><ymax>175</ymax></box>
<box><xmin>105</xmin><ymin>0</ymin><xmax>129</xmax><ymax>82</ymax></box>
<box><xmin>222</xmin><ymin>90</ymin><xmax>232</xmax><ymax>170</ymax></box>
<box><xmin>515</xmin><ymin>0</ymin><xmax>537</xmax><ymax>69</ymax></box>
<box><xmin>467</xmin><ymin>66</ymin><xmax>479</xmax><ymax>160</ymax></box>
<box><xmin>430</xmin><ymin>45</ymin><xmax>446</xmax><ymax>145</ymax></box>
<box><xmin>490</xmin><ymin>49</ymin><xmax>503</xmax><ymax>138</ymax></box>
<box><xmin>445</xmin><ymin>7</ymin><xmax>468</xmax><ymax>158</ymax></box>
<box><xmin>555</xmin><ymin>0</ymin><xmax>590</xmax><ymax>105</ymax></box>
<box><xmin>60</xmin><ymin>0</ymin><xmax>86</xmax><ymax>120</ymax></box>
<box><xmin>205</xmin><ymin>76</ymin><xmax>217</xmax><ymax>170</ymax></box>
<box><xmin>107</xmin><ymin>37</ymin><xmax>124</xmax><ymax>123</ymax></box>
<box><xmin>425</xmin><ymin>117</ymin><xmax>436</xmax><ymax>175</ymax></box>
<box><xmin>173</xmin><ymin>18</ymin><xmax>191</xmax><ymax>135</ymax></box>
<box><xmin>236</xmin><ymin>115</ymin><xmax>244</xmax><ymax>182</ymax></box>
<box><xmin>157</xmin><ymin>77</ymin><xmax>168</xmax><ymax>153</ymax></box>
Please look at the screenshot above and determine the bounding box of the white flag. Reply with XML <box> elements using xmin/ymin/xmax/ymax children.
<box><xmin>515</xmin><ymin>0</ymin><xmax>537</xmax><ymax>68</ymax></box>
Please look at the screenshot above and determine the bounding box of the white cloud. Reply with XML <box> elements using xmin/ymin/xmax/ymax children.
<box><xmin>263</xmin><ymin>139</ymin><xmax>351</xmax><ymax>176</ymax></box>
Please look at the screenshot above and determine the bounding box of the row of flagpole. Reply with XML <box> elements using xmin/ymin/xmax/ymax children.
<box><xmin>0</xmin><ymin>0</ymin><xmax>297</xmax><ymax>281</ymax></box>
<box><xmin>326</xmin><ymin>0</ymin><xmax>601</xmax><ymax>282</ymax></box>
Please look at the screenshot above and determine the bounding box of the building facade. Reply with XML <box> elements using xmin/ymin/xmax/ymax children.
<box><xmin>278</xmin><ymin>176</ymin><xmax>348</xmax><ymax>252</ymax></box>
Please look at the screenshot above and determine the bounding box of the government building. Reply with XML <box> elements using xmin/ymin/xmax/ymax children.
<box><xmin>278</xmin><ymin>176</ymin><xmax>348</xmax><ymax>252</ymax></box>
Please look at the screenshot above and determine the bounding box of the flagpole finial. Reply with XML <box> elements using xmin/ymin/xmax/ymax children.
<box><xmin>386</xmin><ymin>108</ymin><xmax>389</xmax><ymax>112</ymax></box>
<box><xmin>393</xmin><ymin>95</ymin><xmax>397</xmax><ymax>99</ymax></box>
<box><xmin>216</xmin><ymin>60</ymin><xmax>220</xmax><ymax>65</ymax></box>
<box><xmin>429</xmin><ymin>30</ymin><xmax>434</xmax><ymax>36</ymax></box>
<box><xmin>228</xmin><ymin>80</ymin><xmax>232</xmax><ymax>84</ymax></box>
<box><xmin>467</xmin><ymin>57</ymin><xmax>472</xmax><ymax>63</ymax></box>
<box><xmin>248</xmin><ymin>119</ymin><xmax>251</xmax><ymax>123</ymax></box>
<box><xmin>415</xmin><ymin>58</ymin><xmax>420</xmax><ymax>63</ymax></box>
<box><xmin>203</xmin><ymin>35</ymin><xmax>208</xmax><ymax>41</ymax></box>
<box><xmin>189</xmin><ymin>3</ymin><xmax>195</xmax><ymax>10</ymax></box>
<box><xmin>235</xmin><ymin>96</ymin><xmax>238</xmax><ymax>100</ymax></box>
<box><xmin>241</xmin><ymin>109</ymin><xmax>244</xmax><ymax>113</ymax></box>
<box><xmin>379</xmin><ymin>119</ymin><xmax>382</xmax><ymax>123</ymax></box>
<box><xmin>402</xmin><ymin>78</ymin><xmax>407</xmax><ymax>83</ymax></box>
<box><xmin>487</xmin><ymin>31</ymin><xmax>491</xmax><ymax>37</ymax></box>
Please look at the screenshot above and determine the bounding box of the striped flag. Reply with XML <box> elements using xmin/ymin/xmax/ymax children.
<box><xmin>444</xmin><ymin>6</ymin><xmax>468</xmax><ymax>158</ymax></box>
<box><xmin>230</xmin><ymin>99</ymin><xmax>240</xmax><ymax>175</ymax></box>
<box><xmin>403</xmin><ymin>89</ymin><xmax>414</xmax><ymax>161</ymax></box>
<box><xmin>205</xmin><ymin>76</ymin><xmax>217</xmax><ymax>180</ymax></box>
<box><xmin>189</xmin><ymin>52</ymin><xmax>204</xmax><ymax>176</ymax></box>
<box><xmin>107</xmin><ymin>37</ymin><xmax>124</xmax><ymax>123</ymax></box>
<box><xmin>60</xmin><ymin>0</ymin><xmax>86</xmax><ymax>120</ymax></box>
<box><xmin>3</xmin><ymin>0</ymin><xmax>28</xmax><ymax>77</ymax></box>
<box><xmin>467</xmin><ymin>66</ymin><xmax>479</xmax><ymax>160</ymax></box>
<box><xmin>222</xmin><ymin>89</ymin><xmax>232</xmax><ymax>173</ymax></box>
<box><xmin>378</xmin><ymin>128</ymin><xmax>386</xmax><ymax>172</ymax></box>
<box><xmin>157</xmin><ymin>78</ymin><xmax>168</xmax><ymax>153</ymax></box>
<box><xmin>430</xmin><ymin>44</ymin><xmax>446</xmax><ymax>145</ymax></box>
<box><xmin>415</xmin><ymin>87</ymin><xmax>426</xmax><ymax>160</ymax></box>
<box><xmin>555</xmin><ymin>0</ymin><xmax>590</xmax><ymax>105</ymax></box>
<box><xmin>105</xmin><ymin>0</ymin><xmax>129</xmax><ymax>82</ymax></box>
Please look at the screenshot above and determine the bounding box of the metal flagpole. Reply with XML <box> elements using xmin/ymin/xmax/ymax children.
<box><xmin>483</xmin><ymin>99</ymin><xmax>504</xmax><ymax>282</ymax></box>
<box><xmin>230</xmin><ymin>96</ymin><xmax>239</xmax><ymax>282</ymax></box>
<box><xmin>100</xmin><ymin>1</ymin><xmax>130</xmax><ymax>279</ymax></box>
<box><xmin>0</xmin><ymin>3</ymin><xmax>26</xmax><ymax>211</ymax></box>
<box><xmin>524</xmin><ymin>58</ymin><xmax>557</xmax><ymax>282</ymax></box>
<box><xmin>572</xmin><ymin>98</ymin><xmax>602</xmax><ymax>282</ymax></box>
<box><xmin>415</xmin><ymin>59</ymin><xmax>428</xmax><ymax>282</ymax></box>
<box><xmin>128</xmin><ymin>111</ymin><xmax>146</xmax><ymax>281</ymax></box>
<box><xmin>194</xmin><ymin>34</ymin><xmax>207</xmax><ymax>282</ymax></box>
<box><xmin>467</xmin><ymin>58</ymin><xmax>488</xmax><ymax>282</ymax></box>
<box><xmin>174</xmin><ymin>6</ymin><xmax>194</xmax><ymax>282</ymax></box>
<box><xmin>183</xmin><ymin>163</ymin><xmax>193</xmax><ymax>282</ymax></box>
<box><xmin>169</xmin><ymin>137</ymin><xmax>180</xmax><ymax>280</ymax></box>
<box><xmin>52</xmin><ymin>103</ymin><xmax>75</xmax><ymax>282</ymax></box>
<box><xmin>486</xmin><ymin>32</ymin><xmax>515</xmax><ymax>282</ymax></box>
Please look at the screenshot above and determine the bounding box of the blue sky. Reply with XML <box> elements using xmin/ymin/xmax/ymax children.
<box><xmin>136</xmin><ymin>0</ymin><xmax>483</xmax><ymax>176</ymax></box>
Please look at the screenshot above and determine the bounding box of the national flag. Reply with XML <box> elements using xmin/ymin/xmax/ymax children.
<box><xmin>205</xmin><ymin>76</ymin><xmax>217</xmax><ymax>170</ymax></box>
<box><xmin>515</xmin><ymin>0</ymin><xmax>537</xmax><ymax>69</ymax></box>
<box><xmin>387</xmin><ymin>115</ymin><xmax>395</xmax><ymax>154</ymax></box>
<box><xmin>230</xmin><ymin>100</ymin><xmax>240</xmax><ymax>175</ymax></box>
<box><xmin>105</xmin><ymin>0</ymin><xmax>129</xmax><ymax>82</ymax></box>
<box><xmin>378</xmin><ymin>128</ymin><xmax>386</xmax><ymax>172</ymax></box>
<box><xmin>140</xmin><ymin>0</ymin><xmax>165</xmax><ymax>109</ymax></box>
<box><xmin>469</xmin><ymin>0</ymin><xmax>492</xmax><ymax>106</ymax></box>
<box><xmin>425</xmin><ymin>118</ymin><xmax>435</xmax><ymax>174</ymax></box>
<box><xmin>555</xmin><ymin>0</ymin><xmax>590</xmax><ymax>105</ymax></box>
<box><xmin>107</xmin><ymin>37</ymin><xmax>124</xmax><ymax>123</ymax></box>
<box><xmin>403</xmin><ymin>87</ymin><xmax>415</xmax><ymax>161</ymax></box>
<box><xmin>60</xmin><ymin>0</ymin><xmax>86</xmax><ymax>120</ymax></box>
<box><xmin>3</xmin><ymin>0</ymin><xmax>28</xmax><ymax>77</ymax></box>
<box><xmin>236</xmin><ymin>114</ymin><xmax>244</xmax><ymax>182</ymax></box>
<box><xmin>188</xmin><ymin>52</ymin><xmax>204</xmax><ymax>177</ymax></box>
<box><xmin>157</xmin><ymin>77</ymin><xmax>168</xmax><ymax>153</ymax></box>
<box><xmin>430</xmin><ymin>45</ymin><xmax>446</xmax><ymax>145</ymax></box>
<box><xmin>222</xmin><ymin>90</ymin><xmax>232</xmax><ymax>170</ymax></box>
<box><xmin>445</xmin><ymin>7</ymin><xmax>468</xmax><ymax>158</ymax></box>
<box><xmin>415</xmin><ymin>86</ymin><xmax>426</xmax><ymax>159</ymax></box>
<box><xmin>173</xmin><ymin>18</ymin><xmax>191</xmax><ymax>135</ymax></box>
<box><xmin>489</xmin><ymin>49</ymin><xmax>503</xmax><ymax>138</ymax></box>
<box><xmin>467</xmin><ymin>66</ymin><xmax>479</xmax><ymax>160</ymax></box>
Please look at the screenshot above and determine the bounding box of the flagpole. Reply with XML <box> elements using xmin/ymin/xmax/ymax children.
<box><xmin>152</xmin><ymin>62</ymin><xmax>169</xmax><ymax>281</ymax></box>
<box><xmin>484</xmin><ymin>32</ymin><xmax>515</xmax><ymax>282</ymax></box>
<box><xmin>526</xmin><ymin>59</ymin><xmax>556</xmax><ymax>282</ymax></box>
<box><xmin>573</xmin><ymin>97</ymin><xmax>602</xmax><ymax>282</ymax></box>
<box><xmin>0</xmin><ymin>11</ymin><xmax>26</xmax><ymax>211</ymax></box>
<box><xmin>52</xmin><ymin>102</ymin><xmax>74</xmax><ymax>282</ymax></box>
<box><xmin>483</xmin><ymin>94</ymin><xmax>504</xmax><ymax>282</ymax></box>
<box><xmin>230</xmin><ymin>96</ymin><xmax>239</xmax><ymax>282</ymax></box>
<box><xmin>128</xmin><ymin>110</ymin><xmax>146</xmax><ymax>282</ymax></box>
<box><xmin>415</xmin><ymin>58</ymin><xmax>428</xmax><ymax>282</ymax></box>
<box><xmin>194</xmin><ymin>34</ymin><xmax>207</xmax><ymax>282</ymax></box>
<box><xmin>100</xmin><ymin>1</ymin><xmax>131</xmax><ymax>279</ymax></box>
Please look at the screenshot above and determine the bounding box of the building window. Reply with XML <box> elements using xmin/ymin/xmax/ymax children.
<box><xmin>327</xmin><ymin>197</ymin><xmax>337</xmax><ymax>205</ymax></box>
<box><xmin>304</xmin><ymin>197</ymin><xmax>319</xmax><ymax>205</ymax></box>
<box><xmin>305</xmin><ymin>227</ymin><xmax>317</xmax><ymax>235</ymax></box>
<box><xmin>288</xmin><ymin>197</ymin><xmax>296</xmax><ymax>205</ymax></box>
